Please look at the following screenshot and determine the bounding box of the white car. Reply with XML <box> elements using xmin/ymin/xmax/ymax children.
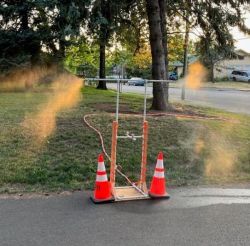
<box><xmin>230</xmin><ymin>70</ymin><xmax>250</xmax><ymax>82</ymax></box>
<box><xmin>127</xmin><ymin>77</ymin><xmax>145</xmax><ymax>86</ymax></box>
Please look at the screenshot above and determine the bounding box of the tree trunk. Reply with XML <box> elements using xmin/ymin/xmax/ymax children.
<box><xmin>20</xmin><ymin>6</ymin><xmax>29</xmax><ymax>31</ymax></box>
<box><xmin>158</xmin><ymin>0</ymin><xmax>169</xmax><ymax>102</ymax></box>
<box><xmin>58</xmin><ymin>39</ymin><xmax>66</xmax><ymax>60</ymax></box>
<box><xmin>146</xmin><ymin>0</ymin><xmax>167</xmax><ymax>111</ymax></box>
<box><xmin>97</xmin><ymin>0</ymin><xmax>108</xmax><ymax>90</ymax></box>
<box><xmin>158</xmin><ymin>0</ymin><xmax>168</xmax><ymax>77</ymax></box>
<box><xmin>56</xmin><ymin>39</ymin><xmax>66</xmax><ymax>70</ymax></box>
<box><xmin>210</xmin><ymin>61</ymin><xmax>215</xmax><ymax>83</ymax></box>
<box><xmin>97</xmin><ymin>41</ymin><xmax>107</xmax><ymax>89</ymax></box>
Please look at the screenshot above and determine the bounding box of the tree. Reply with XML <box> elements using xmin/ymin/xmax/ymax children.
<box><xmin>197</xmin><ymin>33</ymin><xmax>234</xmax><ymax>82</ymax></box>
<box><xmin>88</xmin><ymin>0</ymin><xmax>118</xmax><ymax>89</ymax></box>
<box><xmin>65</xmin><ymin>39</ymin><xmax>99</xmax><ymax>77</ymax></box>
<box><xmin>115</xmin><ymin>0</ymin><xmax>148</xmax><ymax>56</ymax></box>
<box><xmin>183</xmin><ymin>0</ymin><xmax>250</xmax><ymax>82</ymax></box>
<box><xmin>127</xmin><ymin>44</ymin><xmax>151</xmax><ymax>78</ymax></box>
<box><xmin>145</xmin><ymin>0</ymin><xmax>168</xmax><ymax>110</ymax></box>
<box><xmin>0</xmin><ymin>0</ymin><xmax>40</xmax><ymax>71</ymax></box>
<box><xmin>0</xmin><ymin>0</ymin><xmax>89</xmax><ymax>72</ymax></box>
<box><xmin>145</xmin><ymin>0</ymin><xmax>250</xmax><ymax>110</ymax></box>
<box><xmin>168</xmin><ymin>34</ymin><xmax>188</xmax><ymax>63</ymax></box>
<box><xmin>89</xmin><ymin>0</ymin><xmax>137</xmax><ymax>89</ymax></box>
<box><xmin>41</xmin><ymin>0</ymin><xmax>89</xmax><ymax>63</ymax></box>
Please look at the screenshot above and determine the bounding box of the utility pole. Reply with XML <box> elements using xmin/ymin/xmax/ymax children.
<box><xmin>181</xmin><ymin>11</ymin><xmax>190</xmax><ymax>100</ymax></box>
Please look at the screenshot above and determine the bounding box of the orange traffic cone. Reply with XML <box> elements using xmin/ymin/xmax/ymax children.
<box><xmin>90</xmin><ymin>154</ymin><xmax>114</xmax><ymax>204</ymax></box>
<box><xmin>149</xmin><ymin>152</ymin><xmax>170</xmax><ymax>199</ymax></box>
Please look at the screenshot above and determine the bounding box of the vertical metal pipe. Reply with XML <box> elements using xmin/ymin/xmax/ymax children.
<box><xmin>143</xmin><ymin>80</ymin><xmax>147</xmax><ymax>121</ymax></box>
<box><xmin>110</xmin><ymin>121</ymin><xmax>118</xmax><ymax>192</ymax></box>
<box><xmin>140</xmin><ymin>121</ymin><xmax>148</xmax><ymax>191</ymax></box>
<box><xmin>116</xmin><ymin>79</ymin><xmax>120</xmax><ymax>122</ymax></box>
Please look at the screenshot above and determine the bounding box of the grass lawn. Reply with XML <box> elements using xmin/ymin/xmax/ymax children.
<box><xmin>0</xmin><ymin>86</ymin><xmax>250</xmax><ymax>193</ymax></box>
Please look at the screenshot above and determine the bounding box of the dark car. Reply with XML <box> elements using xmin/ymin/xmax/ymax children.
<box><xmin>168</xmin><ymin>72</ymin><xmax>178</xmax><ymax>81</ymax></box>
<box><xmin>127</xmin><ymin>77</ymin><xmax>145</xmax><ymax>86</ymax></box>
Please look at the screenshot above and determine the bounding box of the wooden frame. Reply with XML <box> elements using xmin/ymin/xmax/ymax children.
<box><xmin>110</xmin><ymin>120</ymin><xmax>150</xmax><ymax>201</ymax></box>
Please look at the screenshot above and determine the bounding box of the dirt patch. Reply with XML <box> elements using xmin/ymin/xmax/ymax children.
<box><xmin>147</xmin><ymin>111</ymin><xmax>221</xmax><ymax>120</ymax></box>
<box><xmin>91</xmin><ymin>102</ymin><xmax>138</xmax><ymax>114</ymax></box>
<box><xmin>91</xmin><ymin>102</ymin><xmax>224</xmax><ymax>121</ymax></box>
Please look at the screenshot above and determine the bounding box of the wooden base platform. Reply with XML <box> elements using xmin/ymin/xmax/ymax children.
<box><xmin>113</xmin><ymin>186</ymin><xmax>150</xmax><ymax>202</ymax></box>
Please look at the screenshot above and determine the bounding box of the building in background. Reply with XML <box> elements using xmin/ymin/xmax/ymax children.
<box><xmin>169</xmin><ymin>55</ymin><xmax>198</xmax><ymax>77</ymax></box>
<box><xmin>214</xmin><ymin>49</ymin><xmax>250</xmax><ymax>79</ymax></box>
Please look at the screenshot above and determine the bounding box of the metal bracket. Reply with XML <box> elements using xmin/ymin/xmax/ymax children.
<box><xmin>117</xmin><ymin>131</ymin><xmax>143</xmax><ymax>141</ymax></box>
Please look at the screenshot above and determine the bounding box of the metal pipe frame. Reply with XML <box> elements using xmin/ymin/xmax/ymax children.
<box><xmin>87</xmin><ymin>77</ymin><xmax>155</xmax><ymax>199</ymax></box>
<box><xmin>116</xmin><ymin>79</ymin><xmax>120</xmax><ymax>122</ymax></box>
<box><xmin>143</xmin><ymin>80</ymin><xmax>148</xmax><ymax>121</ymax></box>
<box><xmin>85</xmin><ymin>78</ymin><xmax>172</xmax><ymax>83</ymax></box>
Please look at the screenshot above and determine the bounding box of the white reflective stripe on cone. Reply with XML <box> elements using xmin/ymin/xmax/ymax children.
<box><xmin>154</xmin><ymin>171</ymin><xmax>165</xmax><ymax>178</ymax></box>
<box><xmin>98</xmin><ymin>162</ymin><xmax>106</xmax><ymax>171</ymax></box>
<box><xmin>156</xmin><ymin>159</ymin><xmax>164</xmax><ymax>169</ymax></box>
<box><xmin>96</xmin><ymin>174</ymin><xmax>108</xmax><ymax>182</ymax></box>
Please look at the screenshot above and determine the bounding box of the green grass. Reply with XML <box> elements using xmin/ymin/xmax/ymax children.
<box><xmin>202</xmin><ymin>81</ymin><xmax>250</xmax><ymax>90</ymax></box>
<box><xmin>0</xmin><ymin>86</ymin><xmax>250</xmax><ymax>193</ymax></box>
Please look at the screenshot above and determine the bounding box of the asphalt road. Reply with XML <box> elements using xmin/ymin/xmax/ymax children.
<box><xmin>1</xmin><ymin>187</ymin><xmax>250</xmax><ymax>246</ymax></box>
<box><xmin>107</xmin><ymin>83</ymin><xmax>250</xmax><ymax>115</ymax></box>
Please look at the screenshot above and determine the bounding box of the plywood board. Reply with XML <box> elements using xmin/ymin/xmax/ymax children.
<box><xmin>114</xmin><ymin>186</ymin><xmax>150</xmax><ymax>201</ymax></box>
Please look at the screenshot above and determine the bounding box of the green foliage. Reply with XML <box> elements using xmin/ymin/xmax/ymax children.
<box><xmin>88</xmin><ymin>0</ymin><xmax>136</xmax><ymax>45</ymax></box>
<box><xmin>109</xmin><ymin>49</ymin><xmax>133</xmax><ymax>67</ymax></box>
<box><xmin>115</xmin><ymin>0</ymin><xmax>148</xmax><ymax>55</ymax></box>
<box><xmin>107</xmin><ymin>47</ymin><xmax>151</xmax><ymax>78</ymax></box>
<box><xmin>0</xmin><ymin>0</ymin><xmax>250</xmax><ymax>81</ymax></box>
<box><xmin>196</xmin><ymin>33</ymin><xmax>235</xmax><ymax>81</ymax></box>
<box><xmin>65</xmin><ymin>39</ymin><xmax>99</xmax><ymax>77</ymax></box>
<box><xmin>0</xmin><ymin>0</ymin><xmax>89</xmax><ymax>71</ymax></box>
<box><xmin>44</xmin><ymin>0</ymin><xmax>89</xmax><ymax>58</ymax></box>
<box><xmin>167</xmin><ymin>0</ymin><xmax>250</xmax><ymax>46</ymax></box>
<box><xmin>168</xmin><ymin>34</ymin><xmax>185</xmax><ymax>62</ymax></box>
<box><xmin>0</xmin><ymin>1</ymin><xmax>40</xmax><ymax>70</ymax></box>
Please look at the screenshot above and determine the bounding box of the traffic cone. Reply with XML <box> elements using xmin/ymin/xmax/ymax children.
<box><xmin>149</xmin><ymin>152</ymin><xmax>170</xmax><ymax>199</ymax></box>
<box><xmin>90</xmin><ymin>154</ymin><xmax>114</xmax><ymax>204</ymax></box>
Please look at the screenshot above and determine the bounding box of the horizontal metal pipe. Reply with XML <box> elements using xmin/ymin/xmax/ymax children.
<box><xmin>85</xmin><ymin>78</ymin><xmax>173</xmax><ymax>83</ymax></box>
<box><xmin>117</xmin><ymin>135</ymin><xmax>143</xmax><ymax>139</ymax></box>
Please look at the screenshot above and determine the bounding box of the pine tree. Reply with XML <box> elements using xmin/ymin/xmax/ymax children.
<box><xmin>0</xmin><ymin>0</ymin><xmax>89</xmax><ymax>71</ymax></box>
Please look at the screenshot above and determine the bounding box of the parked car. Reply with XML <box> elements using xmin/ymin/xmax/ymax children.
<box><xmin>127</xmin><ymin>77</ymin><xmax>145</xmax><ymax>86</ymax></box>
<box><xmin>168</xmin><ymin>72</ymin><xmax>178</xmax><ymax>81</ymax></box>
<box><xmin>230</xmin><ymin>70</ymin><xmax>250</xmax><ymax>82</ymax></box>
